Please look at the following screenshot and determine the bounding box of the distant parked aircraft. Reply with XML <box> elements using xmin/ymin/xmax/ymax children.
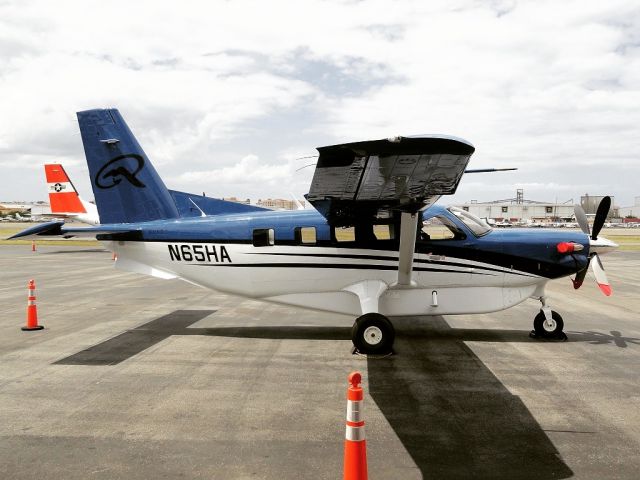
<box><xmin>44</xmin><ymin>164</ymin><xmax>100</xmax><ymax>225</ymax></box>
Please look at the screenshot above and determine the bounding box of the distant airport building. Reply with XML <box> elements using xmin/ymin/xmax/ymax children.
<box><xmin>0</xmin><ymin>202</ymin><xmax>32</xmax><ymax>215</ymax></box>
<box><xmin>619</xmin><ymin>196</ymin><xmax>640</xmax><ymax>219</ymax></box>
<box><xmin>454</xmin><ymin>199</ymin><xmax>575</xmax><ymax>223</ymax></box>
<box><xmin>581</xmin><ymin>194</ymin><xmax>614</xmax><ymax>215</ymax></box>
<box><xmin>256</xmin><ymin>198</ymin><xmax>305</xmax><ymax>210</ymax></box>
<box><xmin>452</xmin><ymin>190</ymin><xmax>616</xmax><ymax>223</ymax></box>
<box><xmin>222</xmin><ymin>197</ymin><xmax>305</xmax><ymax>210</ymax></box>
<box><xmin>222</xmin><ymin>197</ymin><xmax>252</xmax><ymax>206</ymax></box>
<box><xmin>0</xmin><ymin>202</ymin><xmax>31</xmax><ymax>211</ymax></box>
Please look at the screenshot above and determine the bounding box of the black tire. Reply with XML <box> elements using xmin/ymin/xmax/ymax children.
<box><xmin>533</xmin><ymin>310</ymin><xmax>564</xmax><ymax>338</ymax></box>
<box><xmin>352</xmin><ymin>313</ymin><xmax>395</xmax><ymax>354</ymax></box>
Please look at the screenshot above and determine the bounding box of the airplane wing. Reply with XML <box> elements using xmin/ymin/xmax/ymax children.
<box><xmin>305</xmin><ymin>135</ymin><xmax>474</xmax><ymax>226</ymax></box>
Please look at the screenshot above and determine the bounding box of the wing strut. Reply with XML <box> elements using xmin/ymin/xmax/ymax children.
<box><xmin>396</xmin><ymin>212</ymin><xmax>419</xmax><ymax>286</ymax></box>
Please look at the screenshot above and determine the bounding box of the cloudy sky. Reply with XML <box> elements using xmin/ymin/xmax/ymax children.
<box><xmin>1</xmin><ymin>0</ymin><xmax>638</xmax><ymax>208</ymax></box>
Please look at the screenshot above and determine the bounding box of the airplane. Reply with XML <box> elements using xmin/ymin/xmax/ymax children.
<box><xmin>44</xmin><ymin>164</ymin><xmax>100</xmax><ymax>225</ymax></box>
<box><xmin>13</xmin><ymin>211</ymin><xmax>31</xmax><ymax>222</ymax></box>
<box><xmin>12</xmin><ymin>108</ymin><xmax>619</xmax><ymax>354</ymax></box>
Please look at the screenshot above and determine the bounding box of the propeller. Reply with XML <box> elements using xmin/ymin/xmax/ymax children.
<box><xmin>571</xmin><ymin>266</ymin><xmax>588</xmax><ymax>290</ymax></box>
<box><xmin>591</xmin><ymin>254</ymin><xmax>612</xmax><ymax>296</ymax></box>
<box><xmin>572</xmin><ymin>196</ymin><xmax>612</xmax><ymax>296</ymax></box>
<box><xmin>574</xmin><ymin>204</ymin><xmax>590</xmax><ymax>236</ymax></box>
<box><xmin>591</xmin><ymin>196</ymin><xmax>611</xmax><ymax>240</ymax></box>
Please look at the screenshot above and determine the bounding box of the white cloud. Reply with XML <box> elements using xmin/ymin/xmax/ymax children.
<box><xmin>179</xmin><ymin>154</ymin><xmax>290</xmax><ymax>184</ymax></box>
<box><xmin>174</xmin><ymin>153</ymin><xmax>315</xmax><ymax>200</ymax></box>
<box><xmin>0</xmin><ymin>0</ymin><xmax>638</xmax><ymax>206</ymax></box>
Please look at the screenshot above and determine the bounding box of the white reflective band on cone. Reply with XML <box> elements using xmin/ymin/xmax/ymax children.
<box><xmin>346</xmin><ymin>400</ymin><xmax>363</xmax><ymax>423</ymax></box>
<box><xmin>345</xmin><ymin>425</ymin><xmax>366</xmax><ymax>442</ymax></box>
<box><xmin>28</xmin><ymin>300</ymin><xmax>36</xmax><ymax>306</ymax></box>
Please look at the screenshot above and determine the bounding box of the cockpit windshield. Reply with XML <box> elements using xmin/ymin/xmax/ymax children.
<box><xmin>448</xmin><ymin>207</ymin><xmax>493</xmax><ymax>237</ymax></box>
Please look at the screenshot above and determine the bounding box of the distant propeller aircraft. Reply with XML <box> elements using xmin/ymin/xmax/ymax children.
<box><xmin>42</xmin><ymin>164</ymin><xmax>100</xmax><ymax>225</ymax></box>
<box><xmin>13</xmin><ymin>109</ymin><xmax>618</xmax><ymax>354</ymax></box>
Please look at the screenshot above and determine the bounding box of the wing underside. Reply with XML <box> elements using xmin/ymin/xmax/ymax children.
<box><xmin>305</xmin><ymin>136</ymin><xmax>474</xmax><ymax>225</ymax></box>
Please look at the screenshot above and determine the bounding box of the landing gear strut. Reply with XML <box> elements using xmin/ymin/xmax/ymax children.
<box><xmin>530</xmin><ymin>296</ymin><xmax>567</xmax><ymax>340</ymax></box>
<box><xmin>352</xmin><ymin>313</ymin><xmax>395</xmax><ymax>355</ymax></box>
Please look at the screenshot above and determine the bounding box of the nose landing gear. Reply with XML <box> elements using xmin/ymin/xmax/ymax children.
<box><xmin>530</xmin><ymin>296</ymin><xmax>567</xmax><ymax>341</ymax></box>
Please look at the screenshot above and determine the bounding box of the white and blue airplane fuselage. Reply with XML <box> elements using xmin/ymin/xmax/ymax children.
<box><xmin>98</xmin><ymin>206</ymin><xmax>592</xmax><ymax>317</ymax></box>
<box><xmin>13</xmin><ymin>108</ymin><xmax>617</xmax><ymax>354</ymax></box>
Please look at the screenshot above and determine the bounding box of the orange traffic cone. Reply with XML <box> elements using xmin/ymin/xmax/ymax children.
<box><xmin>112</xmin><ymin>252</ymin><xmax>117</xmax><ymax>261</ymax></box>
<box><xmin>21</xmin><ymin>279</ymin><xmax>44</xmax><ymax>331</ymax></box>
<box><xmin>31</xmin><ymin>241</ymin><xmax>36</xmax><ymax>252</ymax></box>
<box><xmin>343</xmin><ymin>371</ymin><xmax>368</xmax><ymax>480</ymax></box>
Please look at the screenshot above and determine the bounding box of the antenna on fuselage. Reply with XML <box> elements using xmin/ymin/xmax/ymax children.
<box><xmin>188</xmin><ymin>198</ymin><xmax>206</xmax><ymax>217</ymax></box>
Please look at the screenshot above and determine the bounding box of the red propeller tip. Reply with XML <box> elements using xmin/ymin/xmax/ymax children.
<box><xmin>598</xmin><ymin>283</ymin><xmax>612</xmax><ymax>296</ymax></box>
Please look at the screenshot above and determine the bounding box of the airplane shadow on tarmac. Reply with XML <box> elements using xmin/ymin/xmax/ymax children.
<box><xmin>56</xmin><ymin>309</ymin><xmax>640</xmax><ymax>478</ymax></box>
<box><xmin>367</xmin><ymin>316</ymin><xmax>573</xmax><ymax>479</ymax></box>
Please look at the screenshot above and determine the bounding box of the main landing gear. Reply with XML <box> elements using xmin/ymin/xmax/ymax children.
<box><xmin>530</xmin><ymin>296</ymin><xmax>567</xmax><ymax>341</ymax></box>
<box><xmin>352</xmin><ymin>313</ymin><xmax>395</xmax><ymax>355</ymax></box>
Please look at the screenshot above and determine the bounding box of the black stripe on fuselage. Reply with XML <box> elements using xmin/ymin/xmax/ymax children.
<box><xmin>189</xmin><ymin>262</ymin><xmax>495</xmax><ymax>275</ymax></box>
<box><xmin>252</xmin><ymin>252</ymin><xmax>537</xmax><ymax>278</ymax></box>
<box><xmin>416</xmin><ymin>243</ymin><xmax>576</xmax><ymax>279</ymax></box>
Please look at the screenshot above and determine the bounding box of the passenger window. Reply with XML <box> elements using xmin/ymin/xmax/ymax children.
<box><xmin>295</xmin><ymin>227</ymin><xmax>316</xmax><ymax>244</ymax></box>
<box><xmin>421</xmin><ymin>216</ymin><xmax>465</xmax><ymax>241</ymax></box>
<box><xmin>373</xmin><ymin>224</ymin><xmax>394</xmax><ymax>240</ymax></box>
<box><xmin>253</xmin><ymin>228</ymin><xmax>274</xmax><ymax>246</ymax></box>
<box><xmin>334</xmin><ymin>226</ymin><xmax>355</xmax><ymax>242</ymax></box>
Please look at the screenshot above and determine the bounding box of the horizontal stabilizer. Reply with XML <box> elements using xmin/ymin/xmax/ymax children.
<box><xmin>9</xmin><ymin>221</ymin><xmax>137</xmax><ymax>240</ymax></box>
<box><xmin>168</xmin><ymin>190</ymin><xmax>267</xmax><ymax>217</ymax></box>
<box><xmin>8</xmin><ymin>221</ymin><xmax>65</xmax><ymax>239</ymax></box>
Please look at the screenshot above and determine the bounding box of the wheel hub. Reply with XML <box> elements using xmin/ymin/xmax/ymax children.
<box><xmin>543</xmin><ymin>319</ymin><xmax>557</xmax><ymax>332</ymax></box>
<box><xmin>363</xmin><ymin>326</ymin><xmax>383</xmax><ymax>346</ymax></box>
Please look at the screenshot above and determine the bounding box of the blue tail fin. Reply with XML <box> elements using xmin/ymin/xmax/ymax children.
<box><xmin>77</xmin><ymin>109</ymin><xmax>180</xmax><ymax>224</ymax></box>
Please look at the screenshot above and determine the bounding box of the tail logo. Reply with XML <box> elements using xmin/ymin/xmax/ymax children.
<box><xmin>95</xmin><ymin>154</ymin><xmax>146</xmax><ymax>189</ymax></box>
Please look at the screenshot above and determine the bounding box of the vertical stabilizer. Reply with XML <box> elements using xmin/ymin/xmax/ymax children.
<box><xmin>45</xmin><ymin>164</ymin><xmax>87</xmax><ymax>214</ymax></box>
<box><xmin>77</xmin><ymin>109</ymin><xmax>180</xmax><ymax>224</ymax></box>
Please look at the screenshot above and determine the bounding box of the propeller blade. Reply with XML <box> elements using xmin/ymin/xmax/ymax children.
<box><xmin>591</xmin><ymin>253</ymin><xmax>612</xmax><ymax>296</ymax></box>
<box><xmin>572</xmin><ymin>264</ymin><xmax>589</xmax><ymax>289</ymax></box>
<box><xmin>591</xmin><ymin>196</ymin><xmax>611</xmax><ymax>240</ymax></box>
<box><xmin>574</xmin><ymin>204</ymin><xmax>590</xmax><ymax>236</ymax></box>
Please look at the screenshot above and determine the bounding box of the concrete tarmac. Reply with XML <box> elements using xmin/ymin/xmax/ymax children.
<box><xmin>0</xmin><ymin>245</ymin><xmax>638</xmax><ymax>479</ymax></box>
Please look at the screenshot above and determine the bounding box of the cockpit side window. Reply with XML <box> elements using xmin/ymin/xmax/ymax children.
<box><xmin>420</xmin><ymin>215</ymin><xmax>466</xmax><ymax>241</ymax></box>
<box><xmin>448</xmin><ymin>207</ymin><xmax>492</xmax><ymax>237</ymax></box>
